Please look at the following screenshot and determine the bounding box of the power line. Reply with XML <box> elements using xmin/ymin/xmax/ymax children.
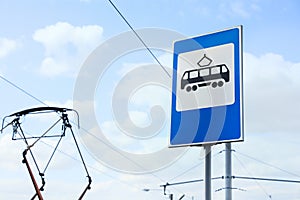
<box><xmin>168</xmin><ymin>151</ymin><xmax>222</xmax><ymax>182</ymax></box>
<box><xmin>168</xmin><ymin>160</ymin><xmax>204</xmax><ymax>183</ymax></box>
<box><xmin>93</xmin><ymin>1</ymin><xmax>195</xmax><ymax>194</ymax></box>
<box><xmin>161</xmin><ymin>177</ymin><xmax>223</xmax><ymax>187</ymax></box>
<box><xmin>0</xmin><ymin>75</ymin><xmax>47</xmax><ymax>106</ymax></box>
<box><xmin>233</xmin><ymin>153</ymin><xmax>272</xmax><ymax>199</ymax></box>
<box><xmin>235</xmin><ymin>151</ymin><xmax>300</xmax><ymax>178</ymax></box>
<box><xmin>233</xmin><ymin>176</ymin><xmax>300</xmax><ymax>184</ymax></box>
<box><xmin>107</xmin><ymin>0</ymin><xmax>171</xmax><ymax>78</ymax></box>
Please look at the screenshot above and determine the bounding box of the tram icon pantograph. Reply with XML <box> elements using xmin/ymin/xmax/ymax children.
<box><xmin>181</xmin><ymin>64</ymin><xmax>230</xmax><ymax>92</ymax></box>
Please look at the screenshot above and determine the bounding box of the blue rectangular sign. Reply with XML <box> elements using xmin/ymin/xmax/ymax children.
<box><xmin>170</xmin><ymin>26</ymin><xmax>243</xmax><ymax>147</ymax></box>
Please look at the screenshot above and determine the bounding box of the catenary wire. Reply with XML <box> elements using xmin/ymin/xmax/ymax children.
<box><xmin>104</xmin><ymin>2</ymin><xmax>193</xmax><ymax>194</ymax></box>
<box><xmin>167</xmin><ymin>151</ymin><xmax>222</xmax><ymax>182</ymax></box>
<box><xmin>103</xmin><ymin>2</ymin><xmax>300</xmax><ymax>195</ymax></box>
<box><xmin>107</xmin><ymin>0</ymin><xmax>171</xmax><ymax>78</ymax></box>
<box><xmin>104</xmin><ymin>0</ymin><xmax>185</xmax><ymax>190</ymax></box>
<box><xmin>168</xmin><ymin>160</ymin><xmax>204</xmax><ymax>182</ymax></box>
<box><xmin>233</xmin><ymin>153</ymin><xmax>272</xmax><ymax>199</ymax></box>
<box><xmin>235</xmin><ymin>150</ymin><xmax>300</xmax><ymax>178</ymax></box>
<box><xmin>0</xmin><ymin>75</ymin><xmax>47</xmax><ymax>106</ymax></box>
<box><xmin>233</xmin><ymin>176</ymin><xmax>300</xmax><ymax>184</ymax></box>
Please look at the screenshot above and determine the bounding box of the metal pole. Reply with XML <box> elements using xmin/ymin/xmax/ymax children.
<box><xmin>204</xmin><ymin>145</ymin><xmax>212</xmax><ymax>200</ymax></box>
<box><xmin>225</xmin><ymin>143</ymin><xmax>232</xmax><ymax>200</ymax></box>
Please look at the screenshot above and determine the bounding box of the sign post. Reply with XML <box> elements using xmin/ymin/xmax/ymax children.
<box><xmin>225</xmin><ymin>143</ymin><xmax>232</xmax><ymax>200</ymax></box>
<box><xmin>204</xmin><ymin>145</ymin><xmax>212</xmax><ymax>200</ymax></box>
<box><xmin>170</xmin><ymin>26</ymin><xmax>243</xmax><ymax>200</ymax></box>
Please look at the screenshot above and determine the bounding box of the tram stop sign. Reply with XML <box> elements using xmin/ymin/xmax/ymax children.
<box><xmin>170</xmin><ymin>26</ymin><xmax>243</xmax><ymax>147</ymax></box>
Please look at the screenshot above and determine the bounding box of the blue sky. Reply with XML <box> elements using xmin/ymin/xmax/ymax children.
<box><xmin>1</xmin><ymin>0</ymin><xmax>300</xmax><ymax>199</ymax></box>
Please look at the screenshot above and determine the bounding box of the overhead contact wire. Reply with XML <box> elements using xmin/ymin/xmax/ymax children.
<box><xmin>0</xmin><ymin>75</ymin><xmax>47</xmax><ymax>106</ymax></box>
<box><xmin>233</xmin><ymin>153</ymin><xmax>272</xmax><ymax>199</ymax></box>
<box><xmin>236</xmin><ymin>151</ymin><xmax>300</xmax><ymax>178</ymax></box>
<box><xmin>107</xmin><ymin>0</ymin><xmax>171</xmax><ymax>78</ymax></box>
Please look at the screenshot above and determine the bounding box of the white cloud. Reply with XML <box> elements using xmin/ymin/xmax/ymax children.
<box><xmin>33</xmin><ymin>22</ymin><xmax>104</xmax><ymax>77</ymax></box>
<box><xmin>39</xmin><ymin>57</ymin><xmax>69</xmax><ymax>76</ymax></box>
<box><xmin>244</xmin><ymin>52</ymin><xmax>300</xmax><ymax>133</ymax></box>
<box><xmin>0</xmin><ymin>37</ymin><xmax>17</xmax><ymax>59</ymax></box>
